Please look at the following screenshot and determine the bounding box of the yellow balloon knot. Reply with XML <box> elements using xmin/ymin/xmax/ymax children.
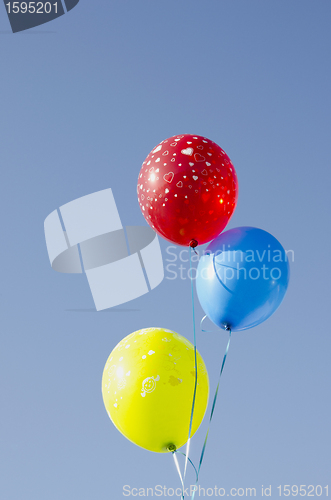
<box><xmin>167</xmin><ymin>444</ymin><xmax>177</xmax><ymax>453</ymax></box>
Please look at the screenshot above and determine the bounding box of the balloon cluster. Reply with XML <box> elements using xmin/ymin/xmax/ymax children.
<box><xmin>102</xmin><ymin>133</ymin><xmax>290</xmax><ymax>462</ymax></box>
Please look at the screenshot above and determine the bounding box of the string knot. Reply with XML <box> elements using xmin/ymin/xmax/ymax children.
<box><xmin>167</xmin><ymin>444</ymin><xmax>177</xmax><ymax>453</ymax></box>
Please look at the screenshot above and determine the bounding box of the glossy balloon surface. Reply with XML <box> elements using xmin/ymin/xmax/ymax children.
<box><xmin>102</xmin><ymin>327</ymin><xmax>209</xmax><ymax>453</ymax></box>
<box><xmin>137</xmin><ymin>134</ymin><xmax>238</xmax><ymax>246</ymax></box>
<box><xmin>196</xmin><ymin>227</ymin><xmax>290</xmax><ymax>332</ymax></box>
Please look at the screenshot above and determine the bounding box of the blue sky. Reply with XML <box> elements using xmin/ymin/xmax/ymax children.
<box><xmin>0</xmin><ymin>1</ymin><xmax>330</xmax><ymax>498</ymax></box>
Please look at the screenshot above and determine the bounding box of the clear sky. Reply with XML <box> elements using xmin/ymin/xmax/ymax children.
<box><xmin>0</xmin><ymin>1</ymin><xmax>330</xmax><ymax>499</ymax></box>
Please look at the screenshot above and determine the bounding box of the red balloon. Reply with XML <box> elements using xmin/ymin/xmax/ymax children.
<box><xmin>137</xmin><ymin>134</ymin><xmax>238</xmax><ymax>247</ymax></box>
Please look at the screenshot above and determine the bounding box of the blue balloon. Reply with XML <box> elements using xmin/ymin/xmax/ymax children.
<box><xmin>196</xmin><ymin>227</ymin><xmax>290</xmax><ymax>332</ymax></box>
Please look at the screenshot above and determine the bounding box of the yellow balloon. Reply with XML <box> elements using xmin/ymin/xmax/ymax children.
<box><xmin>102</xmin><ymin>327</ymin><xmax>209</xmax><ymax>453</ymax></box>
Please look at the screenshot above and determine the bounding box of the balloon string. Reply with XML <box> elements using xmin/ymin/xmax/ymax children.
<box><xmin>191</xmin><ymin>328</ymin><xmax>232</xmax><ymax>500</ymax></box>
<box><xmin>171</xmin><ymin>450</ymin><xmax>199</xmax><ymax>499</ymax></box>
<box><xmin>184</xmin><ymin>246</ymin><xmax>198</xmax><ymax>481</ymax></box>
<box><xmin>200</xmin><ymin>315</ymin><xmax>214</xmax><ymax>333</ymax></box>
<box><xmin>175</xmin><ymin>451</ymin><xmax>199</xmax><ymax>484</ymax></box>
<box><xmin>173</xmin><ymin>248</ymin><xmax>231</xmax><ymax>499</ymax></box>
<box><xmin>172</xmin><ymin>451</ymin><xmax>185</xmax><ymax>500</ymax></box>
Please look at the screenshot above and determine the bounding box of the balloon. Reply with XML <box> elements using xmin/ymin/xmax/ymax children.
<box><xmin>102</xmin><ymin>327</ymin><xmax>209</xmax><ymax>453</ymax></box>
<box><xmin>137</xmin><ymin>134</ymin><xmax>238</xmax><ymax>247</ymax></box>
<box><xmin>196</xmin><ymin>227</ymin><xmax>290</xmax><ymax>332</ymax></box>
